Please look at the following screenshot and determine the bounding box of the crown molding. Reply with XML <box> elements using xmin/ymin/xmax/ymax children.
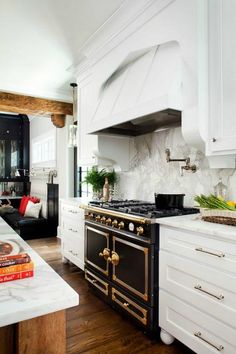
<box><xmin>71</xmin><ymin>0</ymin><xmax>176</xmax><ymax>80</ymax></box>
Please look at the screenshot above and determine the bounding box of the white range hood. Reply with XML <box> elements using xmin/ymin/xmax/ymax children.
<box><xmin>88</xmin><ymin>40</ymin><xmax>183</xmax><ymax>136</ymax></box>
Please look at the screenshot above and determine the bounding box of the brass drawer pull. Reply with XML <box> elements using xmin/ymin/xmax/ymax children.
<box><xmin>194</xmin><ymin>332</ymin><xmax>224</xmax><ymax>351</ymax></box>
<box><xmin>194</xmin><ymin>284</ymin><xmax>224</xmax><ymax>301</ymax></box>
<box><xmin>107</xmin><ymin>251</ymin><xmax>120</xmax><ymax>266</ymax></box>
<box><xmin>99</xmin><ymin>248</ymin><xmax>110</xmax><ymax>260</ymax></box>
<box><xmin>85</xmin><ymin>270</ymin><xmax>108</xmax><ymax>296</ymax></box>
<box><xmin>112</xmin><ymin>288</ymin><xmax>147</xmax><ymax>325</ymax></box>
<box><xmin>195</xmin><ymin>247</ymin><xmax>225</xmax><ymax>258</ymax></box>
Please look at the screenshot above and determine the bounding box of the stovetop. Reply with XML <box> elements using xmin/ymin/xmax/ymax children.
<box><xmin>89</xmin><ymin>200</ymin><xmax>199</xmax><ymax>219</ymax></box>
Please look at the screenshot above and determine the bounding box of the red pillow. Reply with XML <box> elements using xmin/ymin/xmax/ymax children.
<box><xmin>29</xmin><ymin>196</ymin><xmax>40</xmax><ymax>204</ymax></box>
<box><xmin>19</xmin><ymin>196</ymin><xmax>40</xmax><ymax>215</ymax></box>
<box><xmin>19</xmin><ymin>196</ymin><xmax>30</xmax><ymax>215</ymax></box>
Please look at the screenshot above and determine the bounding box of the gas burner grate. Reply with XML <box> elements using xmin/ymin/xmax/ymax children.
<box><xmin>89</xmin><ymin>200</ymin><xmax>199</xmax><ymax>219</ymax></box>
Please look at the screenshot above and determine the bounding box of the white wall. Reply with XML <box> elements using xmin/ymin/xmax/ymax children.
<box><xmin>118</xmin><ymin>127</ymin><xmax>236</xmax><ymax>206</ymax></box>
<box><xmin>30</xmin><ymin>115</ymin><xmax>74</xmax><ymax>217</ymax></box>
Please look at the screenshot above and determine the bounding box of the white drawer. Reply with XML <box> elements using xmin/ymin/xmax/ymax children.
<box><xmin>62</xmin><ymin>231</ymin><xmax>84</xmax><ymax>270</ymax></box>
<box><xmin>160</xmin><ymin>290</ymin><xmax>236</xmax><ymax>354</ymax></box>
<box><xmin>61</xmin><ymin>216</ymin><xmax>84</xmax><ymax>234</ymax></box>
<box><xmin>61</xmin><ymin>203</ymin><xmax>84</xmax><ymax>221</ymax></box>
<box><xmin>160</xmin><ymin>250</ymin><xmax>236</xmax><ymax>328</ymax></box>
<box><xmin>160</xmin><ymin>226</ymin><xmax>236</xmax><ymax>275</ymax></box>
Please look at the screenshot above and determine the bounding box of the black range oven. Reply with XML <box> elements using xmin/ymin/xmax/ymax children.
<box><xmin>83</xmin><ymin>201</ymin><xmax>198</xmax><ymax>334</ymax></box>
<box><xmin>84</xmin><ymin>206</ymin><xmax>159</xmax><ymax>333</ymax></box>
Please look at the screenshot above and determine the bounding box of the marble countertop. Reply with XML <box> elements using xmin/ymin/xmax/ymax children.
<box><xmin>158</xmin><ymin>214</ymin><xmax>236</xmax><ymax>241</ymax></box>
<box><xmin>60</xmin><ymin>197</ymin><xmax>90</xmax><ymax>206</ymax></box>
<box><xmin>0</xmin><ymin>218</ymin><xmax>79</xmax><ymax>327</ymax></box>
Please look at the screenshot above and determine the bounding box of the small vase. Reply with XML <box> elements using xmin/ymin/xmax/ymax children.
<box><xmin>92</xmin><ymin>190</ymin><xmax>103</xmax><ymax>201</ymax></box>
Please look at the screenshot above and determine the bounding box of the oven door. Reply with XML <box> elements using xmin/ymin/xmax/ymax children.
<box><xmin>85</xmin><ymin>223</ymin><xmax>110</xmax><ymax>277</ymax></box>
<box><xmin>111</xmin><ymin>235</ymin><xmax>150</xmax><ymax>302</ymax></box>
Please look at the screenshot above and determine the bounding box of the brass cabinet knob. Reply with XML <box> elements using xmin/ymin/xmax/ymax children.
<box><xmin>136</xmin><ymin>226</ymin><xmax>144</xmax><ymax>236</ymax></box>
<box><xmin>106</xmin><ymin>218</ymin><xmax>112</xmax><ymax>225</ymax></box>
<box><xmin>95</xmin><ymin>215</ymin><xmax>101</xmax><ymax>221</ymax></box>
<box><xmin>118</xmin><ymin>221</ymin><xmax>124</xmax><ymax>229</ymax></box>
<box><xmin>107</xmin><ymin>251</ymin><xmax>120</xmax><ymax>266</ymax></box>
<box><xmin>101</xmin><ymin>216</ymin><xmax>106</xmax><ymax>223</ymax></box>
<box><xmin>99</xmin><ymin>248</ymin><xmax>110</xmax><ymax>260</ymax></box>
<box><xmin>112</xmin><ymin>219</ymin><xmax>118</xmax><ymax>227</ymax></box>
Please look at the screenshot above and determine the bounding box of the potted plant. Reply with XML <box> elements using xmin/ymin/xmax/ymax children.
<box><xmin>84</xmin><ymin>167</ymin><xmax>117</xmax><ymax>199</ymax></box>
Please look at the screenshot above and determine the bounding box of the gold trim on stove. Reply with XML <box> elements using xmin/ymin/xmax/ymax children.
<box><xmin>112</xmin><ymin>288</ymin><xmax>147</xmax><ymax>325</ymax></box>
<box><xmin>85</xmin><ymin>226</ymin><xmax>109</xmax><ymax>276</ymax></box>
<box><xmin>82</xmin><ymin>205</ymin><xmax>151</xmax><ymax>224</ymax></box>
<box><xmin>85</xmin><ymin>269</ymin><xmax>109</xmax><ymax>296</ymax></box>
<box><xmin>112</xmin><ymin>236</ymin><xmax>149</xmax><ymax>301</ymax></box>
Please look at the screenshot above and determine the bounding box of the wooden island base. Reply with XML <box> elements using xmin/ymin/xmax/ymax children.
<box><xmin>0</xmin><ymin>310</ymin><xmax>66</xmax><ymax>354</ymax></box>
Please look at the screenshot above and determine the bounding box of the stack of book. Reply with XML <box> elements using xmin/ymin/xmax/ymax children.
<box><xmin>0</xmin><ymin>252</ymin><xmax>34</xmax><ymax>283</ymax></box>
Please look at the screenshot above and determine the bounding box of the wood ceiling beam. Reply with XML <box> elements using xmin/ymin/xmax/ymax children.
<box><xmin>0</xmin><ymin>91</ymin><xmax>73</xmax><ymax>116</ymax></box>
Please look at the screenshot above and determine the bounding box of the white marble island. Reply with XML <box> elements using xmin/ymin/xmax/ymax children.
<box><xmin>0</xmin><ymin>217</ymin><xmax>79</xmax><ymax>354</ymax></box>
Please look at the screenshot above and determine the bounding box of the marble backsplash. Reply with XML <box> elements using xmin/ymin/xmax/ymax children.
<box><xmin>117</xmin><ymin>127</ymin><xmax>236</xmax><ymax>206</ymax></box>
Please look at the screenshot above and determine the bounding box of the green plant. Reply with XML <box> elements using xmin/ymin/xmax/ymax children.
<box><xmin>83</xmin><ymin>167</ymin><xmax>117</xmax><ymax>192</ymax></box>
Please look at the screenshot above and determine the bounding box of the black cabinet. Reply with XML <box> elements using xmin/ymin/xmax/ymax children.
<box><xmin>0</xmin><ymin>114</ymin><xmax>29</xmax><ymax>181</ymax></box>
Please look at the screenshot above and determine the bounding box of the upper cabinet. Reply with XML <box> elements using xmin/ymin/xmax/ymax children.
<box><xmin>206</xmin><ymin>0</ymin><xmax>236</xmax><ymax>157</ymax></box>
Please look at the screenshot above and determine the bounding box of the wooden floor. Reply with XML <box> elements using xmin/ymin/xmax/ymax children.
<box><xmin>28</xmin><ymin>237</ymin><xmax>194</xmax><ymax>354</ymax></box>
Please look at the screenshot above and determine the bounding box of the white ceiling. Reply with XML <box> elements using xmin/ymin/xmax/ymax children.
<box><xmin>0</xmin><ymin>0</ymin><xmax>124</xmax><ymax>101</ymax></box>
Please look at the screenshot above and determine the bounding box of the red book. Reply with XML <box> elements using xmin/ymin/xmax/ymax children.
<box><xmin>0</xmin><ymin>256</ymin><xmax>31</xmax><ymax>268</ymax></box>
<box><xmin>0</xmin><ymin>270</ymin><xmax>34</xmax><ymax>283</ymax></box>
<box><xmin>0</xmin><ymin>253</ymin><xmax>29</xmax><ymax>262</ymax></box>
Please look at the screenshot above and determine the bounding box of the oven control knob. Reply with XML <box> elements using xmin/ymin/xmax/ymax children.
<box><xmin>106</xmin><ymin>218</ymin><xmax>112</xmax><ymax>226</ymax></box>
<box><xmin>118</xmin><ymin>221</ymin><xmax>124</xmax><ymax>229</ymax></box>
<box><xmin>112</xmin><ymin>219</ymin><xmax>118</xmax><ymax>228</ymax></box>
<box><xmin>95</xmin><ymin>215</ymin><xmax>101</xmax><ymax>222</ymax></box>
<box><xmin>136</xmin><ymin>226</ymin><xmax>144</xmax><ymax>236</ymax></box>
<box><xmin>88</xmin><ymin>213</ymin><xmax>94</xmax><ymax>220</ymax></box>
<box><xmin>101</xmin><ymin>216</ymin><xmax>106</xmax><ymax>223</ymax></box>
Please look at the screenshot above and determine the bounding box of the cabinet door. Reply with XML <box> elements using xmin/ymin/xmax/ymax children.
<box><xmin>85</xmin><ymin>225</ymin><xmax>110</xmax><ymax>277</ymax></box>
<box><xmin>207</xmin><ymin>0</ymin><xmax>236</xmax><ymax>154</ymax></box>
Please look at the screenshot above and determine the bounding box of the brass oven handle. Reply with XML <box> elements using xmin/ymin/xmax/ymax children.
<box><xmin>107</xmin><ymin>251</ymin><xmax>120</xmax><ymax>266</ymax></box>
<box><xmin>99</xmin><ymin>248</ymin><xmax>110</xmax><ymax>260</ymax></box>
<box><xmin>194</xmin><ymin>284</ymin><xmax>224</xmax><ymax>301</ymax></box>
<box><xmin>195</xmin><ymin>247</ymin><xmax>225</xmax><ymax>258</ymax></box>
<box><xmin>194</xmin><ymin>332</ymin><xmax>224</xmax><ymax>351</ymax></box>
<box><xmin>82</xmin><ymin>205</ymin><xmax>151</xmax><ymax>224</ymax></box>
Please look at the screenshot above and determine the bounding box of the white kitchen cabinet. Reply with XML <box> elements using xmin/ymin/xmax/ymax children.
<box><xmin>205</xmin><ymin>0</ymin><xmax>236</xmax><ymax>157</ymax></box>
<box><xmin>60</xmin><ymin>198</ymin><xmax>85</xmax><ymax>270</ymax></box>
<box><xmin>159</xmin><ymin>224</ymin><xmax>236</xmax><ymax>354</ymax></box>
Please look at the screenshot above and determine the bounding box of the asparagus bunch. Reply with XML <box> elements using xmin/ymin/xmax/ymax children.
<box><xmin>194</xmin><ymin>194</ymin><xmax>236</xmax><ymax>211</ymax></box>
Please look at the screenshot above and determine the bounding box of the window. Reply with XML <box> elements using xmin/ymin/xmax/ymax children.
<box><xmin>76</xmin><ymin>167</ymin><xmax>93</xmax><ymax>197</ymax></box>
<box><xmin>32</xmin><ymin>130</ymin><xmax>56</xmax><ymax>168</ymax></box>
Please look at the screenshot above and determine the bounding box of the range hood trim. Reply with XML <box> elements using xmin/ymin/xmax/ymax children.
<box><xmin>88</xmin><ymin>94</ymin><xmax>182</xmax><ymax>136</ymax></box>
